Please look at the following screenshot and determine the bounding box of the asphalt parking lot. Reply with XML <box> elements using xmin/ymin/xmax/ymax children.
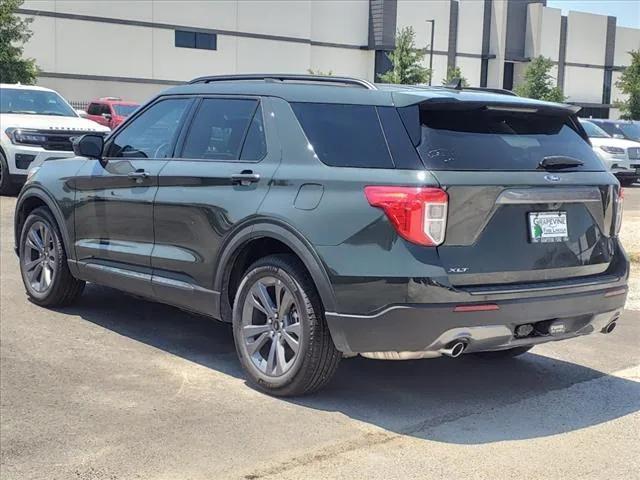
<box><xmin>1</xmin><ymin>194</ymin><xmax>639</xmax><ymax>480</ymax></box>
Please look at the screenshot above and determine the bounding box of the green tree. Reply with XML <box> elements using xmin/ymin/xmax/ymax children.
<box><xmin>0</xmin><ymin>0</ymin><xmax>38</xmax><ymax>84</ymax></box>
<box><xmin>442</xmin><ymin>66</ymin><xmax>468</xmax><ymax>87</ymax></box>
<box><xmin>514</xmin><ymin>56</ymin><xmax>565</xmax><ymax>102</ymax></box>
<box><xmin>615</xmin><ymin>49</ymin><xmax>640</xmax><ymax>120</ymax></box>
<box><xmin>378</xmin><ymin>27</ymin><xmax>431</xmax><ymax>85</ymax></box>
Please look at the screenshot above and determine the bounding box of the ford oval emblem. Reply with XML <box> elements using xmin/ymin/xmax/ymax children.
<box><xmin>544</xmin><ymin>174</ymin><xmax>561</xmax><ymax>182</ymax></box>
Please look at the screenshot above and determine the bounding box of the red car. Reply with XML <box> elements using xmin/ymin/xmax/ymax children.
<box><xmin>85</xmin><ymin>97</ymin><xmax>139</xmax><ymax>130</ymax></box>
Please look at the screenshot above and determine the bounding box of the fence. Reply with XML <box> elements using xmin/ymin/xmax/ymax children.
<box><xmin>68</xmin><ymin>100</ymin><xmax>89</xmax><ymax>112</ymax></box>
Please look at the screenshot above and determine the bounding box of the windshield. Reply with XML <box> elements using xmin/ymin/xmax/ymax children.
<box><xmin>619</xmin><ymin>122</ymin><xmax>640</xmax><ymax>141</ymax></box>
<box><xmin>0</xmin><ymin>88</ymin><xmax>77</xmax><ymax>117</ymax></box>
<box><xmin>404</xmin><ymin>106</ymin><xmax>604</xmax><ymax>171</ymax></box>
<box><xmin>113</xmin><ymin>104</ymin><xmax>138</xmax><ymax>117</ymax></box>
<box><xmin>580</xmin><ymin>120</ymin><xmax>611</xmax><ymax>138</ymax></box>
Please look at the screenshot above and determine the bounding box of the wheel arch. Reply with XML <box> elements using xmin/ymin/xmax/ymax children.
<box><xmin>14</xmin><ymin>187</ymin><xmax>77</xmax><ymax>273</ymax></box>
<box><xmin>214</xmin><ymin>219</ymin><xmax>336</xmax><ymax>322</ymax></box>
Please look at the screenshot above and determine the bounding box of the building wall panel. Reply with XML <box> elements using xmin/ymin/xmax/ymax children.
<box><xmin>237</xmin><ymin>0</ymin><xmax>311</xmax><ymax>39</ymax></box>
<box><xmin>310</xmin><ymin>46</ymin><xmax>374</xmax><ymax>80</ymax></box>
<box><xmin>525</xmin><ymin>4</ymin><xmax>561</xmax><ymax>61</ymax></box>
<box><xmin>565</xmin><ymin>11</ymin><xmax>607</xmax><ymax>65</ymax></box>
<box><xmin>614</xmin><ymin>26</ymin><xmax>640</xmax><ymax>66</ymax></box>
<box><xmin>151</xmin><ymin>0</ymin><xmax>238</xmax><ymax>31</ymax></box>
<box><xmin>311</xmin><ymin>0</ymin><xmax>369</xmax><ymax>45</ymax></box>
<box><xmin>54</xmin><ymin>19</ymin><xmax>153</xmax><ymax>78</ymax></box>
<box><xmin>152</xmin><ymin>30</ymin><xmax>238</xmax><ymax>81</ymax></box>
<box><xmin>455</xmin><ymin>56</ymin><xmax>482</xmax><ymax>87</ymax></box>
<box><xmin>235</xmin><ymin>38</ymin><xmax>310</xmax><ymax>73</ymax></box>
<box><xmin>563</xmin><ymin>65</ymin><xmax>604</xmax><ymax>103</ymax></box>
<box><xmin>20</xmin><ymin>15</ymin><xmax>56</xmax><ymax>72</ymax></box>
<box><xmin>456</xmin><ymin>0</ymin><xmax>484</xmax><ymax>55</ymax></box>
<box><xmin>36</xmin><ymin>76</ymin><xmax>165</xmax><ymax>104</ymax></box>
<box><xmin>55</xmin><ymin>0</ymin><xmax>153</xmax><ymax>22</ymax></box>
<box><xmin>396</xmin><ymin>0</ymin><xmax>451</xmax><ymax>53</ymax></box>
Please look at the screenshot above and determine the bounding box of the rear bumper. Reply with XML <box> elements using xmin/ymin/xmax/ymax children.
<box><xmin>326</xmin><ymin>283</ymin><xmax>627</xmax><ymax>356</ymax></box>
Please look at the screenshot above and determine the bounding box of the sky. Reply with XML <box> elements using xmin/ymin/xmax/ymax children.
<box><xmin>547</xmin><ymin>1</ymin><xmax>640</xmax><ymax>28</ymax></box>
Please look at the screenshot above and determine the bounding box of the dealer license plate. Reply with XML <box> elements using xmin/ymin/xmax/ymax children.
<box><xmin>528</xmin><ymin>211</ymin><xmax>569</xmax><ymax>243</ymax></box>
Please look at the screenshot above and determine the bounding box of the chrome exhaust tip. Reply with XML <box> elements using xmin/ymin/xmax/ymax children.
<box><xmin>439</xmin><ymin>341</ymin><xmax>467</xmax><ymax>358</ymax></box>
<box><xmin>602</xmin><ymin>322</ymin><xmax>617</xmax><ymax>334</ymax></box>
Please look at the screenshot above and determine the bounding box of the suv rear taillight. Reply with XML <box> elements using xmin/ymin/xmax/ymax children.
<box><xmin>364</xmin><ymin>186</ymin><xmax>448</xmax><ymax>246</ymax></box>
<box><xmin>614</xmin><ymin>187</ymin><xmax>624</xmax><ymax>235</ymax></box>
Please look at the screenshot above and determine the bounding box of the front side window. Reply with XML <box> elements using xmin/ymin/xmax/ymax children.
<box><xmin>181</xmin><ymin>99</ymin><xmax>265</xmax><ymax>161</ymax></box>
<box><xmin>581</xmin><ymin>120</ymin><xmax>610</xmax><ymax>138</ymax></box>
<box><xmin>619</xmin><ymin>123</ymin><xmax>640</xmax><ymax>141</ymax></box>
<box><xmin>0</xmin><ymin>88</ymin><xmax>77</xmax><ymax>117</ymax></box>
<box><xmin>291</xmin><ymin>103</ymin><xmax>393</xmax><ymax>168</ymax></box>
<box><xmin>107</xmin><ymin>98</ymin><xmax>191</xmax><ymax>159</ymax></box>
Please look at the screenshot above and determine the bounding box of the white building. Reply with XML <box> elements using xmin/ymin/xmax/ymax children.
<box><xmin>17</xmin><ymin>0</ymin><xmax>640</xmax><ymax>118</ymax></box>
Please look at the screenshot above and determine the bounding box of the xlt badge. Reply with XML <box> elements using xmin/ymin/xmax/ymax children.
<box><xmin>448</xmin><ymin>267</ymin><xmax>469</xmax><ymax>273</ymax></box>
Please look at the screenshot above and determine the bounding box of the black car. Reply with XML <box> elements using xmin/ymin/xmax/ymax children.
<box><xmin>14</xmin><ymin>75</ymin><xmax>628</xmax><ymax>396</ymax></box>
<box><xmin>589</xmin><ymin>119</ymin><xmax>640</xmax><ymax>142</ymax></box>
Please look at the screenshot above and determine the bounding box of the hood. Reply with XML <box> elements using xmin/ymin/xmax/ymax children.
<box><xmin>588</xmin><ymin>136</ymin><xmax>640</xmax><ymax>149</ymax></box>
<box><xmin>0</xmin><ymin>113</ymin><xmax>110</xmax><ymax>132</ymax></box>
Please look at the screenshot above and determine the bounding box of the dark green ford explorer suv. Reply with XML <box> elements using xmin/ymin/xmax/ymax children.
<box><xmin>14</xmin><ymin>74</ymin><xmax>628</xmax><ymax>395</ymax></box>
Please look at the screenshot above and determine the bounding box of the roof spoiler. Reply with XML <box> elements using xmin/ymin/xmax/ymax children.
<box><xmin>395</xmin><ymin>94</ymin><xmax>581</xmax><ymax>116</ymax></box>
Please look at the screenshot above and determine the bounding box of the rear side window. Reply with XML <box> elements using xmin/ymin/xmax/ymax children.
<box><xmin>291</xmin><ymin>103</ymin><xmax>393</xmax><ymax>168</ymax></box>
<box><xmin>181</xmin><ymin>98</ymin><xmax>265</xmax><ymax>161</ymax></box>
<box><xmin>402</xmin><ymin>105</ymin><xmax>605</xmax><ymax>171</ymax></box>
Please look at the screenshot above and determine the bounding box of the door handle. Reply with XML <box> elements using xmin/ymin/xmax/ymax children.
<box><xmin>127</xmin><ymin>169</ymin><xmax>149</xmax><ymax>184</ymax></box>
<box><xmin>231</xmin><ymin>170</ymin><xmax>260</xmax><ymax>186</ymax></box>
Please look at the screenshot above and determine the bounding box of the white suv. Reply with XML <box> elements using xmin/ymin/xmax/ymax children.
<box><xmin>0</xmin><ymin>84</ymin><xmax>110</xmax><ymax>194</ymax></box>
<box><xmin>580</xmin><ymin>118</ymin><xmax>640</xmax><ymax>186</ymax></box>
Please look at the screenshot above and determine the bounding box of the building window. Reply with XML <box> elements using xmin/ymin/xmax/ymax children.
<box><xmin>503</xmin><ymin>62</ymin><xmax>514</xmax><ymax>91</ymax></box>
<box><xmin>175</xmin><ymin>30</ymin><xmax>217</xmax><ymax>50</ymax></box>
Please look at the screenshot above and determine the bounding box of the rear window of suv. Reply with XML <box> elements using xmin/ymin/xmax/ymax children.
<box><xmin>400</xmin><ymin>105</ymin><xmax>605</xmax><ymax>171</ymax></box>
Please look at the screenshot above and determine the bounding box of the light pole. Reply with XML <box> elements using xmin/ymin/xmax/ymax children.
<box><xmin>426</xmin><ymin>19</ymin><xmax>435</xmax><ymax>86</ymax></box>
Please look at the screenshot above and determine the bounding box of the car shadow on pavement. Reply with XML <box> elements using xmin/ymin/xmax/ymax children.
<box><xmin>62</xmin><ymin>284</ymin><xmax>640</xmax><ymax>446</ymax></box>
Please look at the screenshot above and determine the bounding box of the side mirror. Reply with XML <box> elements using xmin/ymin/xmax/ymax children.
<box><xmin>73</xmin><ymin>134</ymin><xmax>104</xmax><ymax>161</ymax></box>
<box><xmin>102</xmin><ymin>113</ymin><xmax>112</xmax><ymax>121</ymax></box>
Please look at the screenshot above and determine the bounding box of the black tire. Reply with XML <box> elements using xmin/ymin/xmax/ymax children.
<box><xmin>472</xmin><ymin>346</ymin><xmax>533</xmax><ymax>359</ymax></box>
<box><xmin>0</xmin><ymin>150</ymin><xmax>18</xmax><ymax>196</ymax></box>
<box><xmin>620</xmin><ymin>178</ymin><xmax>636</xmax><ymax>187</ymax></box>
<box><xmin>232</xmin><ymin>254</ymin><xmax>341</xmax><ymax>396</ymax></box>
<box><xmin>19</xmin><ymin>207</ymin><xmax>85</xmax><ymax>307</ymax></box>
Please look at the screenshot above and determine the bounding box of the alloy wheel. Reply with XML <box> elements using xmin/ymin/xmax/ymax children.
<box><xmin>241</xmin><ymin>276</ymin><xmax>302</xmax><ymax>377</ymax></box>
<box><xmin>22</xmin><ymin>221</ymin><xmax>57</xmax><ymax>293</ymax></box>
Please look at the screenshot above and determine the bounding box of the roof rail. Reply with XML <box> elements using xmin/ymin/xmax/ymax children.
<box><xmin>188</xmin><ymin>74</ymin><xmax>377</xmax><ymax>90</ymax></box>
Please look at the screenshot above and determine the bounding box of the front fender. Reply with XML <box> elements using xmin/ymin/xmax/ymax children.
<box><xmin>14</xmin><ymin>185</ymin><xmax>78</xmax><ymax>275</ymax></box>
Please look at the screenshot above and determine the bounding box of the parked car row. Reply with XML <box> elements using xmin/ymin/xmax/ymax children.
<box><xmin>580</xmin><ymin>119</ymin><xmax>640</xmax><ymax>186</ymax></box>
<box><xmin>0</xmin><ymin>84</ymin><xmax>138</xmax><ymax>194</ymax></box>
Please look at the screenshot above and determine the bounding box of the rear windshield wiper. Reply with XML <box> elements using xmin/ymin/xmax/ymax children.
<box><xmin>539</xmin><ymin>156</ymin><xmax>584</xmax><ymax>170</ymax></box>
